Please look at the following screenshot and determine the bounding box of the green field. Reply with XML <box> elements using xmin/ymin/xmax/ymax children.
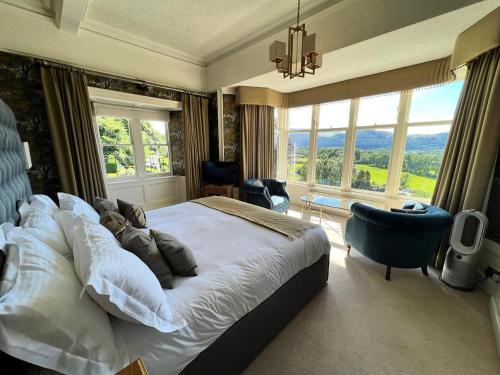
<box><xmin>355</xmin><ymin>164</ymin><xmax>436</xmax><ymax>198</ymax></box>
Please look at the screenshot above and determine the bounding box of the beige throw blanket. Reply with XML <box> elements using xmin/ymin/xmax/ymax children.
<box><xmin>191</xmin><ymin>196</ymin><xmax>317</xmax><ymax>240</ymax></box>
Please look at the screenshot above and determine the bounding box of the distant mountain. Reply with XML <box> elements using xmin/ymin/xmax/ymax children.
<box><xmin>288</xmin><ymin>130</ymin><xmax>449</xmax><ymax>151</ymax></box>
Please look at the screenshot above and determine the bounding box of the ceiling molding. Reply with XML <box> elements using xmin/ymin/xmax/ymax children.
<box><xmin>0</xmin><ymin>0</ymin><xmax>53</xmax><ymax>18</ymax></box>
<box><xmin>80</xmin><ymin>18</ymin><xmax>207</xmax><ymax>67</ymax></box>
<box><xmin>204</xmin><ymin>0</ymin><xmax>347</xmax><ymax>64</ymax></box>
<box><xmin>53</xmin><ymin>0</ymin><xmax>88</xmax><ymax>34</ymax></box>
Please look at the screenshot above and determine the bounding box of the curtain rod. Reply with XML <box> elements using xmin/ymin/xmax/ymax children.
<box><xmin>37</xmin><ymin>58</ymin><xmax>209</xmax><ymax>98</ymax></box>
<box><xmin>0</xmin><ymin>49</ymin><xmax>208</xmax><ymax>98</ymax></box>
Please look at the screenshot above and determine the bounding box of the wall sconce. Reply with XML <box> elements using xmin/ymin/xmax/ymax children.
<box><xmin>23</xmin><ymin>142</ymin><xmax>32</xmax><ymax>170</ymax></box>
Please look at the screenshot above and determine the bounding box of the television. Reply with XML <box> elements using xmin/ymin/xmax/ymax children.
<box><xmin>202</xmin><ymin>161</ymin><xmax>239</xmax><ymax>186</ymax></box>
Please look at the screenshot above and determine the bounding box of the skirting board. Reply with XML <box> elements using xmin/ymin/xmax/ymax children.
<box><xmin>489</xmin><ymin>296</ymin><xmax>500</xmax><ymax>358</ymax></box>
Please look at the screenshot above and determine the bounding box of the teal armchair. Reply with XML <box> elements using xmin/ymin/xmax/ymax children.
<box><xmin>244</xmin><ymin>178</ymin><xmax>290</xmax><ymax>213</ymax></box>
<box><xmin>345</xmin><ymin>202</ymin><xmax>453</xmax><ymax>280</ymax></box>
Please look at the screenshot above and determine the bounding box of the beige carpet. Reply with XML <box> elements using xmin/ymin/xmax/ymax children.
<box><xmin>243</xmin><ymin>209</ymin><xmax>500</xmax><ymax>375</ymax></box>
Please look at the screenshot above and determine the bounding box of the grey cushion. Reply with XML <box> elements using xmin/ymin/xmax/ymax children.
<box><xmin>117</xmin><ymin>199</ymin><xmax>147</xmax><ymax>228</ymax></box>
<box><xmin>93</xmin><ymin>197</ymin><xmax>119</xmax><ymax>215</ymax></box>
<box><xmin>120</xmin><ymin>226</ymin><xmax>174</xmax><ymax>289</ymax></box>
<box><xmin>252</xmin><ymin>179</ymin><xmax>264</xmax><ymax>187</ymax></box>
<box><xmin>151</xmin><ymin>229</ymin><xmax>197</xmax><ymax>277</ymax></box>
<box><xmin>99</xmin><ymin>211</ymin><xmax>130</xmax><ymax>239</ymax></box>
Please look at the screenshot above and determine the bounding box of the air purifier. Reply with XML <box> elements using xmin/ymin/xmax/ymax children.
<box><xmin>440</xmin><ymin>210</ymin><xmax>488</xmax><ymax>291</ymax></box>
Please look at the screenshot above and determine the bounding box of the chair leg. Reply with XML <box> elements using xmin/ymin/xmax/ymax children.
<box><xmin>385</xmin><ymin>265</ymin><xmax>391</xmax><ymax>281</ymax></box>
<box><xmin>346</xmin><ymin>244</ymin><xmax>351</xmax><ymax>254</ymax></box>
<box><xmin>421</xmin><ymin>265</ymin><xmax>429</xmax><ymax>277</ymax></box>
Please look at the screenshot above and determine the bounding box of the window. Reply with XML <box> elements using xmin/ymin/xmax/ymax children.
<box><xmin>277</xmin><ymin>80</ymin><xmax>464</xmax><ymax>201</ymax></box>
<box><xmin>399</xmin><ymin>81</ymin><xmax>464</xmax><ymax>198</ymax></box>
<box><xmin>352</xmin><ymin>93</ymin><xmax>399</xmax><ymax>192</ymax></box>
<box><xmin>141</xmin><ymin>121</ymin><xmax>170</xmax><ymax>174</ymax></box>
<box><xmin>95</xmin><ymin>105</ymin><xmax>172</xmax><ymax>180</ymax></box>
<box><xmin>286</xmin><ymin>106</ymin><xmax>312</xmax><ymax>182</ymax></box>
<box><xmin>315</xmin><ymin>101</ymin><xmax>350</xmax><ymax>187</ymax></box>
<box><xmin>97</xmin><ymin>116</ymin><xmax>136</xmax><ymax>178</ymax></box>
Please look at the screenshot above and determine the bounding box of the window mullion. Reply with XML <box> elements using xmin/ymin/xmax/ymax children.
<box><xmin>278</xmin><ymin>108</ymin><xmax>288</xmax><ymax>180</ymax></box>
<box><xmin>386</xmin><ymin>92</ymin><xmax>411</xmax><ymax>198</ymax></box>
<box><xmin>307</xmin><ymin>105</ymin><xmax>319</xmax><ymax>187</ymax></box>
<box><xmin>341</xmin><ymin>99</ymin><xmax>358</xmax><ymax>191</ymax></box>
<box><xmin>131</xmin><ymin>119</ymin><xmax>146</xmax><ymax>179</ymax></box>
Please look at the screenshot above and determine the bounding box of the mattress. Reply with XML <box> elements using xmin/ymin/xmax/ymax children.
<box><xmin>112</xmin><ymin>202</ymin><xmax>330</xmax><ymax>375</ymax></box>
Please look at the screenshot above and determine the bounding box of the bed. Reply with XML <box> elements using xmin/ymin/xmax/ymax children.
<box><xmin>0</xmin><ymin>98</ymin><xmax>330</xmax><ymax>374</ymax></box>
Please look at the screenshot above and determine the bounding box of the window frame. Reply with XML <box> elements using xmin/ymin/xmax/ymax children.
<box><xmin>94</xmin><ymin>107</ymin><xmax>173</xmax><ymax>182</ymax></box>
<box><xmin>277</xmin><ymin>82</ymin><xmax>463</xmax><ymax>202</ymax></box>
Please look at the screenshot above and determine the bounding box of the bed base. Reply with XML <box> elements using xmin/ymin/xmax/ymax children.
<box><xmin>180</xmin><ymin>253</ymin><xmax>330</xmax><ymax>375</ymax></box>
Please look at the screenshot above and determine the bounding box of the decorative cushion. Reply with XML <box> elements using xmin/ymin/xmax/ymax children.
<box><xmin>271</xmin><ymin>195</ymin><xmax>286</xmax><ymax>208</ymax></box>
<box><xmin>391</xmin><ymin>208</ymin><xmax>427</xmax><ymax>215</ymax></box>
<box><xmin>72</xmin><ymin>216</ymin><xmax>185</xmax><ymax>332</ymax></box>
<box><xmin>120</xmin><ymin>226</ymin><xmax>174</xmax><ymax>289</ymax></box>
<box><xmin>19</xmin><ymin>211</ymin><xmax>72</xmax><ymax>260</ymax></box>
<box><xmin>252</xmin><ymin>179</ymin><xmax>264</xmax><ymax>187</ymax></box>
<box><xmin>93</xmin><ymin>197</ymin><xmax>119</xmax><ymax>215</ymax></box>
<box><xmin>57</xmin><ymin>192</ymin><xmax>100</xmax><ymax>223</ymax></box>
<box><xmin>100</xmin><ymin>211</ymin><xmax>130</xmax><ymax>239</ymax></box>
<box><xmin>117</xmin><ymin>199</ymin><xmax>147</xmax><ymax>228</ymax></box>
<box><xmin>0</xmin><ymin>231</ymin><xmax>127</xmax><ymax>374</ymax></box>
<box><xmin>150</xmin><ymin>229</ymin><xmax>198</xmax><ymax>277</ymax></box>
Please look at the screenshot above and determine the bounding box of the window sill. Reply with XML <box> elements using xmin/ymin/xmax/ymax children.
<box><xmin>106</xmin><ymin>174</ymin><xmax>181</xmax><ymax>186</ymax></box>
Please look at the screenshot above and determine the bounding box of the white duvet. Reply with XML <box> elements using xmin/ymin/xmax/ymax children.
<box><xmin>112</xmin><ymin>202</ymin><xmax>330</xmax><ymax>375</ymax></box>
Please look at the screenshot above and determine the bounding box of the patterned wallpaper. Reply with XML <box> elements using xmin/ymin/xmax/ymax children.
<box><xmin>223</xmin><ymin>94</ymin><xmax>240</xmax><ymax>162</ymax></box>
<box><xmin>169</xmin><ymin>111</ymin><xmax>184</xmax><ymax>176</ymax></box>
<box><xmin>208</xmin><ymin>92</ymin><xmax>219</xmax><ymax>161</ymax></box>
<box><xmin>0</xmin><ymin>51</ymin><xmax>61</xmax><ymax>197</ymax></box>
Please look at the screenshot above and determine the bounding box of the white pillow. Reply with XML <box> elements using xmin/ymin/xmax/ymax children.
<box><xmin>0</xmin><ymin>230</ymin><xmax>128</xmax><ymax>374</ymax></box>
<box><xmin>72</xmin><ymin>216</ymin><xmax>186</xmax><ymax>333</ymax></box>
<box><xmin>20</xmin><ymin>212</ymin><xmax>72</xmax><ymax>260</ymax></box>
<box><xmin>55</xmin><ymin>210</ymin><xmax>120</xmax><ymax>251</ymax></box>
<box><xmin>30</xmin><ymin>194</ymin><xmax>59</xmax><ymax>217</ymax></box>
<box><xmin>18</xmin><ymin>199</ymin><xmax>47</xmax><ymax>221</ymax></box>
<box><xmin>57</xmin><ymin>192</ymin><xmax>100</xmax><ymax>223</ymax></box>
<box><xmin>0</xmin><ymin>229</ymin><xmax>5</xmax><ymax>249</ymax></box>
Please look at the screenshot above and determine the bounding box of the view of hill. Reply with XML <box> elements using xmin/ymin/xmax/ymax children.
<box><xmin>289</xmin><ymin>130</ymin><xmax>449</xmax><ymax>151</ymax></box>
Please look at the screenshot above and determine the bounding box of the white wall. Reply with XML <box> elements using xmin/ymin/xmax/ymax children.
<box><xmin>106</xmin><ymin>176</ymin><xmax>186</xmax><ymax>211</ymax></box>
<box><xmin>0</xmin><ymin>3</ymin><xmax>206</xmax><ymax>91</ymax></box>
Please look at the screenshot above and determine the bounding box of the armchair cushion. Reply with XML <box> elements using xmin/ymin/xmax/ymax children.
<box><xmin>244</xmin><ymin>178</ymin><xmax>290</xmax><ymax>213</ymax></box>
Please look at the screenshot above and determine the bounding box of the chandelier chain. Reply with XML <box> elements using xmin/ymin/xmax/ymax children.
<box><xmin>296</xmin><ymin>0</ymin><xmax>300</xmax><ymax>27</ymax></box>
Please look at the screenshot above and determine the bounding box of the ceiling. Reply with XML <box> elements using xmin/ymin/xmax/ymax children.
<box><xmin>237</xmin><ymin>1</ymin><xmax>500</xmax><ymax>92</ymax></box>
<box><xmin>84</xmin><ymin>0</ymin><xmax>337</xmax><ymax>65</ymax></box>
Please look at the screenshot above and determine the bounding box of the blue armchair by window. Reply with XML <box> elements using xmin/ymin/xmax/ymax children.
<box><xmin>345</xmin><ymin>202</ymin><xmax>453</xmax><ymax>280</ymax></box>
<box><xmin>243</xmin><ymin>178</ymin><xmax>290</xmax><ymax>213</ymax></box>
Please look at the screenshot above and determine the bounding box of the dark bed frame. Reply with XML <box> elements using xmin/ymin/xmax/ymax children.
<box><xmin>181</xmin><ymin>254</ymin><xmax>329</xmax><ymax>375</ymax></box>
<box><xmin>0</xmin><ymin>98</ymin><xmax>330</xmax><ymax>374</ymax></box>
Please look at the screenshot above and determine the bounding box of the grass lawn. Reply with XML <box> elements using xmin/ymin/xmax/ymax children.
<box><xmin>355</xmin><ymin>164</ymin><xmax>436</xmax><ymax>198</ymax></box>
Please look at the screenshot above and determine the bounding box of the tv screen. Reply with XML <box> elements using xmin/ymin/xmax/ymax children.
<box><xmin>202</xmin><ymin>161</ymin><xmax>239</xmax><ymax>186</ymax></box>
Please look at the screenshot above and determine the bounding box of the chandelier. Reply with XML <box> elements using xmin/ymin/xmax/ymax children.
<box><xmin>269</xmin><ymin>0</ymin><xmax>322</xmax><ymax>79</ymax></box>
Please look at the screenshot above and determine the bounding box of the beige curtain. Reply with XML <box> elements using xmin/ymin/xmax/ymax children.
<box><xmin>182</xmin><ymin>93</ymin><xmax>209</xmax><ymax>200</ymax></box>
<box><xmin>41</xmin><ymin>65</ymin><xmax>107</xmax><ymax>202</ymax></box>
<box><xmin>241</xmin><ymin>105</ymin><xmax>274</xmax><ymax>181</ymax></box>
<box><xmin>431</xmin><ymin>47</ymin><xmax>500</xmax><ymax>268</ymax></box>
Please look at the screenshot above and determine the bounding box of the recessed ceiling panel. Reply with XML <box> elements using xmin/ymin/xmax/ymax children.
<box><xmin>85</xmin><ymin>0</ymin><xmax>334</xmax><ymax>63</ymax></box>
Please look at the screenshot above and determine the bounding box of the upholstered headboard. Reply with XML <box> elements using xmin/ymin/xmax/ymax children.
<box><xmin>0</xmin><ymin>99</ymin><xmax>32</xmax><ymax>224</ymax></box>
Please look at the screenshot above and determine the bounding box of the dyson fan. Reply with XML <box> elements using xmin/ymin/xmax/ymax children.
<box><xmin>440</xmin><ymin>210</ymin><xmax>488</xmax><ymax>290</ymax></box>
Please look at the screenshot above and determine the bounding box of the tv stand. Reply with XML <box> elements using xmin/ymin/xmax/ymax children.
<box><xmin>203</xmin><ymin>184</ymin><xmax>234</xmax><ymax>198</ymax></box>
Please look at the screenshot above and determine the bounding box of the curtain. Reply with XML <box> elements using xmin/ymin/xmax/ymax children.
<box><xmin>241</xmin><ymin>105</ymin><xmax>275</xmax><ymax>181</ymax></box>
<box><xmin>182</xmin><ymin>93</ymin><xmax>209</xmax><ymax>200</ymax></box>
<box><xmin>431</xmin><ymin>47</ymin><xmax>500</xmax><ymax>268</ymax></box>
<box><xmin>41</xmin><ymin>66</ymin><xmax>107</xmax><ymax>202</ymax></box>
